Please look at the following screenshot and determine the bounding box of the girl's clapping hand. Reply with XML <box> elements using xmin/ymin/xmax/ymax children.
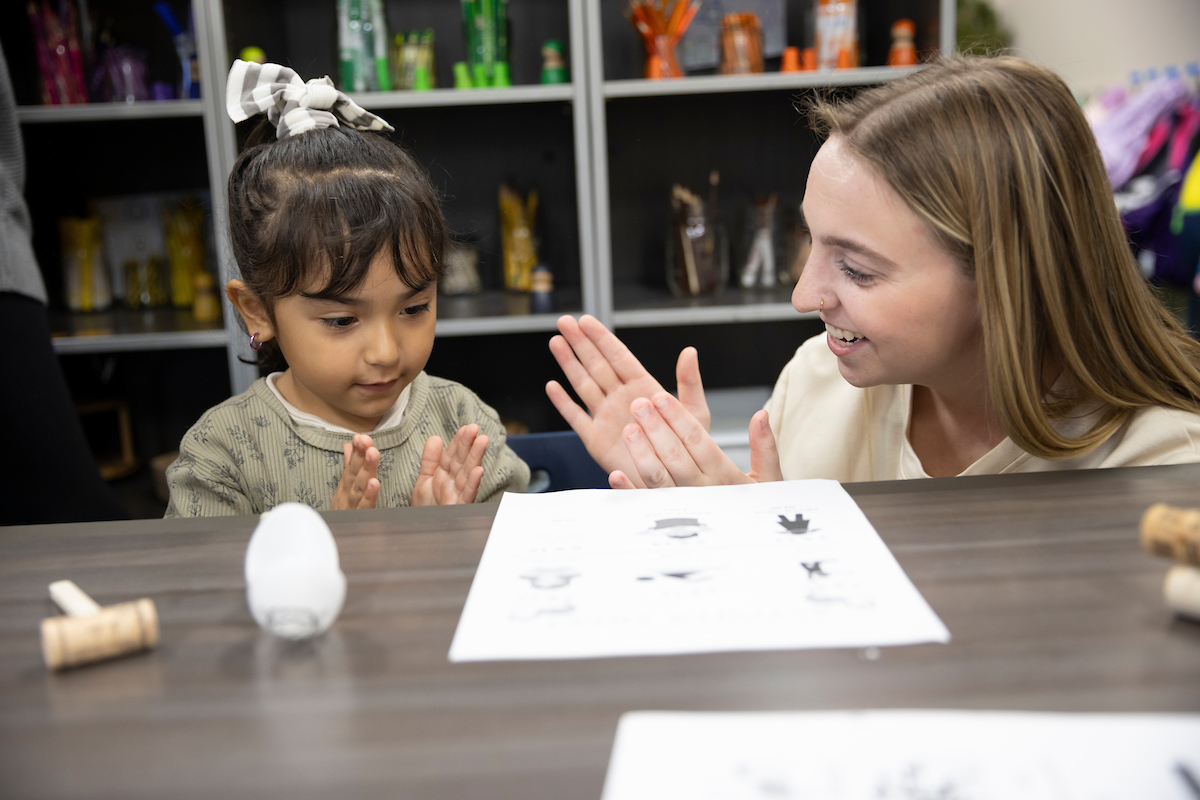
<box><xmin>411</xmin><ymin>424</ymin><xmax>488</xmax><ymax>506</ymax></box>
<box><xmin>333</xmin><ymin>434</ymin><xmax>382</xmax><ymax>510</ymax></box>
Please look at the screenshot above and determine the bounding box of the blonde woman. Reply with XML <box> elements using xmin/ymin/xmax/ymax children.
<box><xmin>547</xmin><ymin>56</ymin><xmax>1200</xmax><ymax>487</ymax></box>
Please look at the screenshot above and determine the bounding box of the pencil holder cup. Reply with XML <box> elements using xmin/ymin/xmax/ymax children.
<box><xmin>646</xmin><ymin>35</ymin><xmax>683</xmax><ymax>79</ymax></box>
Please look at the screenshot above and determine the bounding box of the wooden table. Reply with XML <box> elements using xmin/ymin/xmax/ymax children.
<box><xmin>2</xmin><ymin>466</ymin><xmax>1199</xmax><ymax>799</ymax></box>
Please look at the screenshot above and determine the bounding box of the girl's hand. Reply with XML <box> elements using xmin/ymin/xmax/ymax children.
<box><xmin>411</xmin><ymin>424</ymin><xmax>487</xmax><ymax>506</ymax></box>
<box><xmin>332</xmin><ymin>434</ymin><xmax>381</xmax><ymax>510</ymax></box>
<box><xmin>546</xmin><ymin>314</ymin><xmax>710</xmax><ymax>487</ymax></box>
<box><xmin>608</xmin><ymin>393</ymin><xmax>784</xmax><ymax>489</ymax></box>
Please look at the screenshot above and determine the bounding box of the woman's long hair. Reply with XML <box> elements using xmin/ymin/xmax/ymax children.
<box><xmin>809</xmin><ymin>56</ymin><xmax>1200</xmax><ymax>459</ymax></box>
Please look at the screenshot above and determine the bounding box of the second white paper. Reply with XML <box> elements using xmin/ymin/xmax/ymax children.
<box><xmin>449</xmin><ymin>480</ymin><xmax>949</xmax><ymax>662</ymax></box>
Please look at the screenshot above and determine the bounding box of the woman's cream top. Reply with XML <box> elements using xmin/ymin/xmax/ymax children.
<box><xmin>765</xmin><ymin>335</ymin><xmax>1200</xmax><ymax>482</ymax></box>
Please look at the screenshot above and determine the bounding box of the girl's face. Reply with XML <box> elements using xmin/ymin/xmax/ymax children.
<box><xmin>792</xmin><ymin>137</ymin><xmax>983</xmax><ymax>397</ymax></box>
<box><xmin>272</xmin><ymin>252</ymin><xmax>437</xmax><ymax>432</ymax></box>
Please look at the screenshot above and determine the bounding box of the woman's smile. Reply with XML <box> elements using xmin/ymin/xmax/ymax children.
<box><xmin>825</xmin><ymin>322</ymin><xmax>866</xmax><ymax>349</ymax></box>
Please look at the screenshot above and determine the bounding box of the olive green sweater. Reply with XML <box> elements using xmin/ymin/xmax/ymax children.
<box><xmin>165</xmin><ymin>373</ymin><xmax>528</xmax><ymax>517</ymax></box>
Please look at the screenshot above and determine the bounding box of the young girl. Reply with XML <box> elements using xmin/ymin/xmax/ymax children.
<box><xmin>547</xmin><ymin>56</ymin><xmax>1200</xmax><ymax>487</ymax></box>
<box><xmin>165</xmin><ymin>60</ymin><xmax>528</xmax><ymax>516</ymax></box>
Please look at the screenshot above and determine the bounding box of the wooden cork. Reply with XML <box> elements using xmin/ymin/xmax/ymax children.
<box><xmin>40</xmin><ymin>582</ymin><xmax>159</xmax><ymax>671</ymax></box>
<box><xmin>1164</xmin><ymin>565</ymin><xmax>1200</xmax><ymax>620</ymax></box>
<box><xmin>1139</xmin><ymin>503</ymin><xmax>1200</xmax><ymax>566</ymax></box>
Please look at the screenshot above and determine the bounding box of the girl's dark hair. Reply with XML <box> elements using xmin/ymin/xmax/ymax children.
<box><xmin>228</xmin><ymin>120</ymin><xmax>447</xmax><ymax>373</ymax></box>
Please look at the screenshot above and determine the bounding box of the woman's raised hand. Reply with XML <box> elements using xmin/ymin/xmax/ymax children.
<box><xmin>546</xmin><ymin>315</ymin><xmax>710</xmax><ymax>486</ymax></box>
<box><xmin>608</xmin><ymin>392</ymin><xmax>784</xmax><ymax>489</ymax></box>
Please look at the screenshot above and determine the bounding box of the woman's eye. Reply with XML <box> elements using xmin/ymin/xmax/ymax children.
<box><xmin>402</xmin><ymin>303</ymin><xmax>431</xmax><ymax>317</ymax></box>
<box><xmin>837</xmin><ymin>259</ymin><xmax>874</xmax><ymax>286</ymax></box>
<box><xmin>320</xmin><ymin>316</ymin><xmax>356</xmax><ymax>329</ymax></box>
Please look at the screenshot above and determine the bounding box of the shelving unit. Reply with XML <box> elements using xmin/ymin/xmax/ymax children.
<box><xmin>585</xmin><ymin>0</ymin><xmax>952</xmax><ymax>338</ymax></box>
<box><xmin>209</xmin><ymin>0</ymin><xmax>598</xmax><ymax>394</ymax></box>
<box><xmin>9</xmin><ymin>0</ymin><xmax>954</xmax><ymax>454</ymax></box>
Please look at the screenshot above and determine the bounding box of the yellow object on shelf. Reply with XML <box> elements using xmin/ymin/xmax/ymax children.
<box><xmin>59</xmin><ymin>217</ymin><xmax>111</xmax><ymax>312</ymax></box>
<box><xmin>191</xmin><ymin>270</ymin><xmax>222</xmax><ymax>322</ymax></box>
<box><xmin>163</xmin><ymin>202</ymin><xmax>207</xmax><ymax>308</ymax></box>
<box><xmin>499</xmin><ymin>184</ymin><xmax>538</xmax><ymax>292</ymax></box>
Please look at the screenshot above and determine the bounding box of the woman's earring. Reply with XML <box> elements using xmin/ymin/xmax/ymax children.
<box><xmin>249</xmin><ymin>331</ymin><xmax>264</xmax><ymax>351</ymax></box>
<box><xmin>819</xmin><ymin>298</ymin><xmax>824</xmax><ymax>314</ymax></box>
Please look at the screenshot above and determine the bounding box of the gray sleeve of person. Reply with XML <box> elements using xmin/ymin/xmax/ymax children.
<box><xmin>0</xmin><ymin>40</ymin><xmax>47</xmax><ymax>304</ymax></box>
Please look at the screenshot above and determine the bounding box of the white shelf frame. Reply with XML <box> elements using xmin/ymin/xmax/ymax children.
<box><xmin>603</xmin><ymin>65</ymin><xmax>921</xmax><ymax>99</ymax></box>
<box><xmin>16</xmin><ymin>99</ymin><xmax>204</xmax><ymax>123</ymax></box>
<box><xmin>51</xmin><ymin>329</ymin><xmax>227</xmax><ymax>354</ymax></box>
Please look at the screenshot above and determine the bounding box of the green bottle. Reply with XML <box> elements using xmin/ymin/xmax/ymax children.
<box><xmin>541</xmin><ymin>39</ymin><xmax>567</xmax><ymax>85</ymax></box>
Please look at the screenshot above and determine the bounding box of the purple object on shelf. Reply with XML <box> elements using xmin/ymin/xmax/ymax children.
<box><xmin>94</xmin><ymin>47</ymin><xmax>150</xmax><ymax>104</ymax></box>
<box><xmin>152</xmin><ymin>81</ymin><xmax>175</xmax><ymax>101</ymax></box>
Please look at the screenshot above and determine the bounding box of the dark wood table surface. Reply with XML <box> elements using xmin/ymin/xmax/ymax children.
<box><xmin>3</xmin><ymin>466</ymin><xmax>1200</xmax><ymax>799</ymax></box>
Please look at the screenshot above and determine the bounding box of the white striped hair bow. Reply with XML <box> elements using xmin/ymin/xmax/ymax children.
<box><xmin>225</xmin><ymin>59</ymin><xmax>394</xmax><ymax>139</ymax></box>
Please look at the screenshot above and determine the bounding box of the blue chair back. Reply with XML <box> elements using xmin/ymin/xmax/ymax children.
<box><xmin>506</xmin><ymin>431</ymin><xmax>611</xmax><ymax>492</ymax></box>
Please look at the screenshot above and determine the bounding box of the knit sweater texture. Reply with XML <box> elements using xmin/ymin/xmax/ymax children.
<box><xmin>165</xmin><ymin>372</ymin><xmax>529</xmax><ymax>517</ymax></box>
<box><xmin>0</xmin><ymin>41</ymin><xmax>46</xmax><ymax>303</ymax></box>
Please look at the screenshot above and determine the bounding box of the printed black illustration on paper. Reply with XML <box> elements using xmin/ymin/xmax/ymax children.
<box><xmin>778</xmin><ymin>514</ymin><xmax>811</xmax><ymax>534</ymax></box>
<box><xmin>521</xmin><ymin>567</ymin><xmax>580</xmax><ymax>589</ymax></box>
<box><xmin>643</xmin><ymin>517</ymin><xmax>710</xmax><ymax>539</ymax></box>
<box><xmin>801</xmin><ymin>561</ymin><xmax>828</xmax><ymax>578</ymax></box>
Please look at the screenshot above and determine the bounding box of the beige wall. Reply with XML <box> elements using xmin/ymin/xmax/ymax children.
<box><xmin>988</xmin><ymin>0</ymin><xmax>1200</xmax><ymax>93</ymax></box>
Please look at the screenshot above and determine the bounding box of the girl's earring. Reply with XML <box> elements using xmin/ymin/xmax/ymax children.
<box><xmin>249</xmin><ymin>331</ymin><xmax>264</xmax><ymax>351</ymax></box>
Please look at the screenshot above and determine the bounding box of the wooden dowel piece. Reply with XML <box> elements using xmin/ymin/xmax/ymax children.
<box><xmin>41</xmin><ymin>598</ymin><xmax>159</xmax><ymax>671</ymax></box>
<box><xmin>1139</xmin><ymin>503</ymin><xmax>1200</xmax><ymax>566</ymax></box>
<box><xmin>48</xmin><ymin>580</ymin><xmax>102</xmax><ymax>616</ymax></box>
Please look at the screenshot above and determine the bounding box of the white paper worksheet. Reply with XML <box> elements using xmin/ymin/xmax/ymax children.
<box><xmin>600</xmin><ymin>710</ymin><xmax>1200</xmax><ymax>800</ymax></box>
<box><xmin>448</xmin><ymin>480</ymin><xmax>950</xmax><ymax>662</ymax></box>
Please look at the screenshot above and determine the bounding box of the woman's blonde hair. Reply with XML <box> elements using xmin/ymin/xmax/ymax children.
<box><xmin>809</xmin><ymin>56</ymin><xmax>1200</xmax><ymax>459</ymax></box>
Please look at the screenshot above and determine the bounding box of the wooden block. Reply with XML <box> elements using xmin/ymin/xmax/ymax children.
<box><xmin>41</xmin><ymin>598</ymin><xmax>159</xmax><ymax>671</ymax></box>
<box><xmin>1139</xmin><ymin>503</ymin><xmax>1200</xmax><ymax>566</ymax></box>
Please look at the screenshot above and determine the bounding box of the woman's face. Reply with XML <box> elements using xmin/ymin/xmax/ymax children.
<box><xmin>793</xmin><ymin>136</ymin><xmax>983</xmax><ymax>396</ymax></box>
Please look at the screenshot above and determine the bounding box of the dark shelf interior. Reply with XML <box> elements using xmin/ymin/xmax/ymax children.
<box><xmin>380</xmin><ymin>101</ymin><xmax>583</xmax><ymax>294</ymax></box>
<box><xmin>606</xmin><ymin>88</ymin><xmax>820</xmax><ymax>293</ymax></box>
<box><xmin>614</xmin><ymin>283</ymin><xmax>797</xmax><ymax>312</ymax></box>
<box><xmin>1</xmin><ymin>0</ymin><xmax>196</xmax><ymax>107</ymax></box>
<box><xmin>20</xmin><ymin>117</ymin><xmax>212</xmax><ymax>313</ymax></box>
<box><xmin>61</xmin><ymin>346</ymin><xmax>233</xmax><ymax>517</ymax></box>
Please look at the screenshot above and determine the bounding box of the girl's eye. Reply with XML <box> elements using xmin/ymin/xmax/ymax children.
<box><xmin>402</xmin><ymin>303</ymin><xmax>431</xmax><ymax>317</ymax></box>
<box><xmin>837</xmin><ymin>259</ymin><xmax>874</xmax><ymax>286</ymax></box>
<box><xmin>320</xmin><ymin>316</ymin><xmax>356</xmax><ymax>329</ymax></box>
